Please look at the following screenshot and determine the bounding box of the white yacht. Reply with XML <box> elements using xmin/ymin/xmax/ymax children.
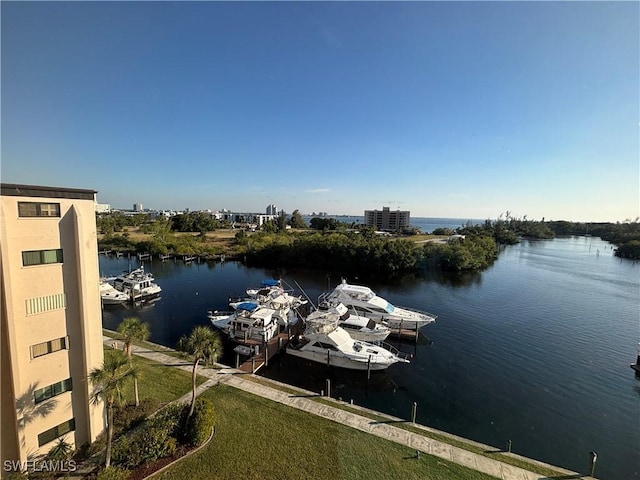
<box><xmin>209</xmin><ymin>302</ymin><xmax>279</xmax><ymax>343</ymax></box>
<box><xmin>111</xmin><ymin>266</ymin><xmax>162</xmax><ymax>301</ymax></box>
<box><xmin>99</xmin><ymin>279</ymin><xmax>129</xmax><ymax>305</ymax></box>
<box><xmin>286</xmin><ymin>310</ymin><xmax>410</xmax><ymax>371</ymax></box>
<box><xmin>319</xmin><ymin>280</ymin><xmax>436</xmax><ymax>331</ymax></box>
<box><xmin>324</xmin><ymin>303</ymin><xmax>391</xmax><ymax>343</ymax></box>
<box><xmin>230</xmin><ymin>279</ymin><xmax>307</xmax><ymax>327</ymax></box>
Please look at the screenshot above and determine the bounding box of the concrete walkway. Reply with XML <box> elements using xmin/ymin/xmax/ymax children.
<box><xmin>106</xmin><ymin>336</ymin><xmax>595</xmax><ymax>480</ymax></box>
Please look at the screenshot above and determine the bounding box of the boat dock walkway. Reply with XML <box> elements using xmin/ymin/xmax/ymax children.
<box><xmin>102</xmin><ymin>334</ymin><xmax>596</xmax><ymax>480</ymax></box>
<box><xmin>234</xmin><ymin>331</ymin><xmax>291</xmax><ymax>373</ymax></box>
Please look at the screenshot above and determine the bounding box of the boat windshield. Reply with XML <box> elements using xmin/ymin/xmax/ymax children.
<box><xmin>385</xmin><ymin>303</ymin><xmax>395</xmax><ymax>314</ymax></box>
<box><xmin>366</xmin><ymin>319</ymin><xmax>378</xmax><ymax>330</ymax></box>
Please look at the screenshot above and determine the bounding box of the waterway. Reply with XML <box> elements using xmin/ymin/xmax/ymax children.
<box><xmin>100</xmin><ymin>235</ymin><xmax>639</xmax><ymax>480</ymax></box>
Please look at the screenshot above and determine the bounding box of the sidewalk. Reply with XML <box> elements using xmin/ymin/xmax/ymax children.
<box><xmin>105</xmin><ymin>336</ymin><xmax>594</xmax><ymax>480</ymax></box>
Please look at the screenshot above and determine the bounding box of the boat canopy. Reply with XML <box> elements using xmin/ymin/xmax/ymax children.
<box><xmin>236</xmin><ymin>302</ymin><xmax>259</xmax><ymax>312</ymax></box>
<box><xmin>261</xmin><ymin>279</ymin><xmax>280</xmax><ymax>287</ymax></box>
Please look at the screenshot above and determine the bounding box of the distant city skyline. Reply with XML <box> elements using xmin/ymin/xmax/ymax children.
<box><xmin>2</xmin><ymin>2</ymin><xmax>638</xmax><ymax>222</ymax></box>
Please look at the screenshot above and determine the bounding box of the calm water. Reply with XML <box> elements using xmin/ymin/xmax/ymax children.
<box><xmin>301</xmin><ymin>215</ymin><xmax>481</xmax><ymax>233</ymax></box>
<box><xmin>100</xmin><ymin>236</ymin><xmax>639</xmax><ymax>479</ymax></box>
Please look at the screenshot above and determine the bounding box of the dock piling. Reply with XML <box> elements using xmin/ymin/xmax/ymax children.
<box><xmin>411</xmin><ymin>402</ymin><xmax>417</xmax><ymax>424</ymax></box>
<box><xmin>326</xmin><ymin>379</ymin><xmax>331</xmax><ymax>398</ymax></box>
<box><xmin>264</xmin><ymin>340</ymin><xmax>268</xmax><ymax>367</ymax></box>
<box><xmin>589</xmin><ymin>451</ymin><xmax>597</xmax><ymax>477</ymax></box>
<box><xmin>506</xmin><ymin>440</ymin><xmax>512</xmax><ymax>453</ymax></box>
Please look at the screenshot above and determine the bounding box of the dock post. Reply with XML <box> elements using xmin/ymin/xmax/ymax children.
<box><xmin>399</xmin><ymin>320</ymin><xmax>403</xmax><ymax>338</ymax></box>
<box><xmin>415</xmin><ymin>326</ymin><xmax>419</xmax><ymax>342</ymax></box>
<box><xmin>506</xmin><ymin>440</ymin><xmax>512</xmax><ymax>453</ymax></box>
<box><xmin>367</xmin><ymin>355</ymin><xmax>372</xmax><ymax>380</ymax></box>
<box><xmin>327</xmin><ymin>350</ymin><xmax>330</xmax><ymax>366</ymax></box>
<box><xmin>326</xmin><ymin>379</ymin><xmax>331</xmax><ymax>398</ymax></box>
<box><xmin>278</xmin><ymin>337</ymin><xmax>283</xmax><ymax>351</ymax></box>
<box><xmin>411</xmin><ymin>402</ymin><xmax>417</xmax><ymax>424</ymax></box>
<box><xmin>589</xmin><ymin>451</ymin><xmax>597</xmax><ymax>477</ymax></box>
<box><xmin>235</xmin><ymin>353</ymin><xmax>240</xmax><ymax>369</ymax></box>
<box><xmin>264</xmin><ymin>340</ymin><xmax>268</xmax><ymax>367</ymax></box>
<box><xmin>251</xmin><ymin>358</ymin><xmax>255</xmax><ymax>374</ymax></box>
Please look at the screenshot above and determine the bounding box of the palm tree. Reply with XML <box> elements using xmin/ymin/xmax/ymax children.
<box><xmin>177</xmin><ymin>326</ymin><xmax>223</xmax><ymax>420</ymax></box>
<box><xmin>89</xmin><ymin>350</ymin><xmax>138</xmax><ymax>468</ymax></box>
<box><xmin>117</xmin><ymin>317</ymin><xmax>150</xmax><ymax>406</ymax></box>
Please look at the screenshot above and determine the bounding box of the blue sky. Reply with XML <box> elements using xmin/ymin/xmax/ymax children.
<box><xmin>2</xmin><ymin>1</ymin><xmax>638</xmax><ymax>221</ymax></box>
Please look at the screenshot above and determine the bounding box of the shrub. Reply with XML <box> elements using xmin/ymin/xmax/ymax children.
<box><xmin>184</xmin><ymin>398</ymin><xmax>215</xmax><ymax>446</ymax></box>
<box><xmin>112</xmin><ymin>403</ymin><xmax>182</xmax><ymax>468</ymax></box>
<box><xmin>97</xmin><ymin>466</ymin><xmax>130</xmax><ymax>480</ymax></box>
<box><xmin>139</xmin><ymin>424</ymin><xmax>177</xmax><ymax>463</ymax></box>
<box><xmin>111</xmin><ymin>435</ymin><xmax>143</xmax><ymax>469</ymax></box>
<box><xmin>113</xmin><ymin>398</ymin><xmax>159</xmax><ymax>433</ymax></box>
<box><xmin>46</xmin><ymin>437</ymin><xmax>72</xmax><ymax>460</ymax></box>
<box><xmin>152</xmin><ymin>402</ymin><xmax>186</xmax><ymax>438</ymax></box>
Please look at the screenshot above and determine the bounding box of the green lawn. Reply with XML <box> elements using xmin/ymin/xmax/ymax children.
<box><xmin>241</xmin><ymin>376</ymin><xmax>567</xmax><ymax>479</ymax></box>
<box><xmin>105</xmin><ymin>338</ymin><xmax>561</xmax><ymax>480</ymax></box>
<box><xmin>103</xmin><ymin>346</ymin><xmax>205</xmax><ymax>406</ymax></box>
<box><xmin>154</xmin><ymin>385</ymin><xmax>498</xmax><ymax>480</ymax></box>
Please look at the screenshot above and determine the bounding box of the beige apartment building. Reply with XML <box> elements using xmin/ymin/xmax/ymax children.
<box><xmin>1</xmin><ymin>184</ymin><xmax>105</xmax><ymax>470</ymax></box>
<box><xmin>364</xmin><ymin>206</ymin><xmax>411</xmax><ymax>232</ymax></box>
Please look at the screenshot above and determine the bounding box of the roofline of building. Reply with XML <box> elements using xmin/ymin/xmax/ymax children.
<box><xmin>1</xmin><ymin>183</ymin><xmax>97</xmax><ymax>201</ymax></box>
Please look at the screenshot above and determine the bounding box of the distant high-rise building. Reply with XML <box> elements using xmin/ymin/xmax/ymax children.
<box><xmin>133</xmin><ymin>203</ymin><xmax>143</xmax><ymax>212</ymax></box>
<box><xmin>364</xmin><ymin>206</ymin><xmax>410</xmax><ymax>232</ymax></box>
<box><xmin>266</xmin><ymin>204</ymin><xmax>277</xmax><ymax>215</ymax></box>
<box><xmin>1</xmin><ymin>184</ymin><xmax>106</xmax><ymax>468</ymax></box>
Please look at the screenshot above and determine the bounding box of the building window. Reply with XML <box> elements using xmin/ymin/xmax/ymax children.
<box><xmin>22</xmin><ymin>249</ymin><xmax>63</xmax><ymax>266</ymax></box>
<box><xmin>18</xmin><ymin>202</ymin><xmax>61</xmax><ymax>217</ymax></box>
<box><xmin>26</xmin><ymin>293</ymin><xmax>67</xmax><ymax>316</ymax></box>
<box><xmin>30</xmin><ymin>337</ymin><xmax>68</xmax><ymax>359</ymax></box>
<box><xmin>37</xmin><ymin>418</ymin><xmax>75</xmax><ymax>447</ymax></box>
<box><xmin>34</xmin><ymin>378</ymin><xmax>72</xmax><ymax>404</ymax></box>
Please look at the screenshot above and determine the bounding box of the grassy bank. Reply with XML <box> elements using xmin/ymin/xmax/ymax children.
<box><xmin>106</xmin><ymin>337</ymin><xmax>566</xmax><ymax>479</ymax></box>
<box><xmin>240</xmin><ymin>375</ymin><xmax>567</xmax><ymax>479</ymax></box>
<box><xmin>154</xmin><ymin>384</ymin><xmax>497</xmax><ymax>480</ymax></box>
<box><xmin>101</xmin><ymin>345</ymin><xmax>206</xmax><ymax>406</ymax></box>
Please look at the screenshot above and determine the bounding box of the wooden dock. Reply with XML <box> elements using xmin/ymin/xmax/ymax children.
<box><xmin>388</xmin><ymin>327</ymin><xmax>422</xmax><ymax>342</ymax></box>
<box><xmin>233</xmin><ymin>325</ymin><xmax>301</xmax><ymax>374</ymax></box>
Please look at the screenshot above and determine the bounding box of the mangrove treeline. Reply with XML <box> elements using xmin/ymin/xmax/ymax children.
<box><xmin>97</xmin><ymin>213</ymin><xmax>640</xmax><ymax>278</ymax></box>
<box><xmin>239</xmin><ymin>231</ymin><xmax>499</xmax><ymax>276</ymax></box>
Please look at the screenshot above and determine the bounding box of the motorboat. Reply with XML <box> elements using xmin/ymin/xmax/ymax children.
<box><xmin>230</xmin><ymin>279</ymin><xmax>307</xmax><ymax>327</ymax></box>
<box><xmin>111</xmin><ymin>266</ymin><xmax>162</xmax><ymax>302</ymax></box>
<box><xmin>209</xmin><ymin>302</ymin><xmax>279</xmax><ymax>343</ymax></box>
<box><xmin>318</xmin><ymin>280</ymin><xmax>436</xmax><ymax>331</ymax></box>
<box><xmin>322</xmin><ymin>303</ymin><xmax>391</xmax><ymax>343</ymax></box>
<box><xmin>99</xmin><ymin>279</ymin><xmax>129</xmax><ymax>305</ymax></box>
<box><xmin>286</xmin><ymin>310</ymin><xmax>410</xmax><ymax>371</ymax></box>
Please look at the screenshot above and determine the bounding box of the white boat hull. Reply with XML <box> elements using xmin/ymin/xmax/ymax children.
<box><xmin>286</xmin><ymin>347</ymin><xmax>401</xmax><ymax>371</ymax></box>
<box><xmin>347</xmin><ymin>308</ymin><xmax>434</xmax><ymax>331</ymax></box>
<box><xmin>100</xmin><ymin>282</ymin><xmax>130</xmax><ymax>305</ymax></box>
<box><xmin>319</xmin><ymin>281</ymin><xmax>437</xmax><ymax>331</ymax></box>
<box><xmin>344</xmin><ymin>329</ymin><xmax>391</xmax><ymax>343</ymax></box>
